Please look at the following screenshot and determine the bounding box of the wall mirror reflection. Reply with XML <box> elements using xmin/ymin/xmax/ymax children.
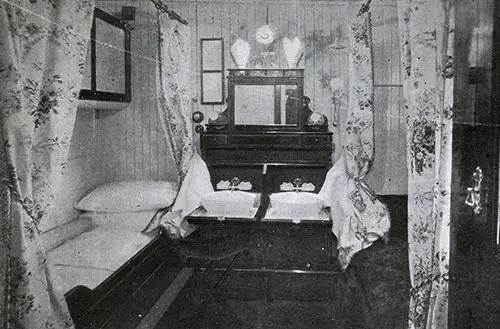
<box><xmin>227</xmin><ymin>69</ymin><xmax>304</xmax><ymax>130</ymax></box>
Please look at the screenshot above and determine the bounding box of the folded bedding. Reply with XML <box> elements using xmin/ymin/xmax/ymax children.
<box><xmin>47</xmin><ymin>210</ymin><xmax>158</xmax><ymax>294</ymax></box>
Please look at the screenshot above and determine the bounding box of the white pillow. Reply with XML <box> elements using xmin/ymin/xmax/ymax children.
<box><xmin>75</xmin><ymin>180</ymin><xmax>177</xmax><ymax>212</ymax></box>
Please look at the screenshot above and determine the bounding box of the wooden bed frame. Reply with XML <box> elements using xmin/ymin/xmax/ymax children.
<box><xmin>65</xmin><ymin>230</ymin><xmax>181</xmax><ymax>328</ymax></box>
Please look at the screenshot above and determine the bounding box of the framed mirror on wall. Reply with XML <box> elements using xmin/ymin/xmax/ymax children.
<box><xmin>201</xmin><ymin>38</ymin><xmax>224</xmax><ymax>105</ymax></box>
<box><xmin>79</xmin><ymin>7</ymin><xmax>131</xmax><ymax>109</ymax></box>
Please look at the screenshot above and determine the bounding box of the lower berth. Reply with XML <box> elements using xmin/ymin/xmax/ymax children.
<box><xmin>47</xmin><ymin>210</ymin><xmax>168</xmax><ymax>324</ymax></box>
<box><xmin>48</xmin><ymin>210</ymin><xmax>157</xmax><ymax>293</ymax></box>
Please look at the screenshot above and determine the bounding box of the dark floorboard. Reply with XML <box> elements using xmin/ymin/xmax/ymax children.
<box><xmin>155</xmin><ymin>268</ymin><xmax>371</xmax><ymax>329</ymax></box>
<box><xmin>74</xmin><ymin>195</ymin><xmax>411</xmax><ymax>329</ymax></box>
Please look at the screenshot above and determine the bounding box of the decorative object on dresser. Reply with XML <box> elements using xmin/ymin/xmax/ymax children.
<box><xmin>79</xmin><ymin>8</ymin><xmax>131</xmax><ymax>110</ymax></box>
<box><xmin>230</xmin><ymin>38</ymin><xmax>251</xmax><ymax>69</ymax></box>
<box><xmin>282</xmin><ymin>37</ymin><xmax>304</xmax><ymax>68</ymax></box>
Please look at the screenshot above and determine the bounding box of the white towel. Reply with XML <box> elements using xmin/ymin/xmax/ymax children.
<box><xmin>143</xmin><ymin>152</ymin><xmax>214</xmax><ymax>238</ymax></box>
<box><xmin>318</xmin><ymin>154</ymin><xmax>390</xmax><ymax>269</ymax></box>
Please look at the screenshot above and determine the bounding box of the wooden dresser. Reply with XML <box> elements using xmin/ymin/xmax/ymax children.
<box><xmin>201</xmin><ymin>130</ymin><xmax>333</xmax><ymax>194</ymax></box>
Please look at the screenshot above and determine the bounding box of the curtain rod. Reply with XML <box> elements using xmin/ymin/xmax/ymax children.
<box><xmin>150</xmin><ymin>0</ymin><xmax>188</xmax><ymax>25</ymax></box>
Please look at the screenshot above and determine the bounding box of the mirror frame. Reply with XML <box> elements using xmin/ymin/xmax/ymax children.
<box><xmin>227</xmin><ymin>69</ymin><xmax>305</xmax><ymax>131</ymax></box>
<box><xmin>79</xmin><ymin>7</ymin><xmax>131</xmax><ymax>103</ymax></box>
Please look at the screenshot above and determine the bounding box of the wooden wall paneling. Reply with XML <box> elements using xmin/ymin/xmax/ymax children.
<box><xmin>252</xmin><ymin>3</ymin><xmax>264</xmax><ymax>58</ymax></box>
<box><xmin>212</xmin><ymin>2</ymin><xmax>225</xmax><ymax>114</ymax></box>
<box><xmin>247</xmin><ymin>2</ymin><xmax>258</xmax><ymax>63</ymax></box>
<box><xmin>304</xmin><ymin>3</ymin><xmax>315</xmax><ymax>106</ymax></box>
<box><xmin>397</xmin><ymin>86</ymin><xmax>406</xmax><ymax>189</ymax></box>
<box><xmin>388</xmin><ymin>5</ymin><xmax>400</xmax><ymax>85</ymax></box>
<box><xmin>366</xmin><ymin>86</ymin><xmax>389</xmax><ymax>190</ymax></box>
<box><xmin>95</xmin><ymin>2</ymin><xmax>109</xmax><ymax>179</ymax></box>
<box><xmin>136</xmin><ymin>24</ymin><xmax>147</xmax><ymax>178</ymax></box>
<box><xmin>275</xmin><ymin>2</ymin><xmax>285</xmax><ymax>64</ymax></box>
<box><xmin>295</xmin><ymin>2</ymin><xmax>305</xmax><ymax>70</ymax></box>
<box><xmin>198</xmin><ymin>2</ymin><xmax>216</xmax><ymax>119</ymax></box>
<box><xmin>239</xmin><ymin>3</ymin><xmax>249</xmax><ymax>42</ymax></box>
<box><xmin>372</xmin><ymin>5</ymin><xmax>392</xmax><ymax>85</ymax></box>
<box><xmin>143</xmin><ymin>4</ymin><xmax>155</xmax><ymax>179</ymax></box>
<box><xmin>317</xmin><ymin>4</ymin><xmax>327</xmax><ymax>116</ymax></box>
<box><xmin>145</xmin><ymin>2</ymin><xmax>159</xmax><ymax>178</ymax></box>
<box><xmin>284</xmin><ymin>4</ymin><xmax>296</xmax><ymax>40</ymax></box>
<box><xmin>336</xmin><ymin>4</ymin><xmax>349</xmax><ymax>153</ymax></box>
<box><xmin>393</xmin><ymin>86</ymin><xmax>407</xmax><ymax>192</ymax></box>
<box><xmin>372</xmin><ymin>5</ymin><xmax>391</xmax><ymax>192</ymax></box>
<box><xmin>220</xmin><ymin>2</ymin><xmax>230</xmax><ymax>108</ymax></box>
<box><xmin>185</xmin><ymin>1</ymin><xmax>200</xmax><ymax>152</ymax></box>
<box><xmin>129</xmin><ymin>15</ymin><xmax>143</xmax><ymax>178</ymax></box>
<box><xmin>134</xmin><ymin>6</ymin><xmax>146</xmax><ymax>179</ymax></box>
<box><xmin>328</xmin><ymin>4</ymin><xmax>339</xmax><ymax>161</ymax></box>
<box><xmin>387</xmin><ymin>5</ymin><xmax>405</xmax><ymax>193</ymax></box>
<box><xmin>227</xmin><ymin>3</ymin><xmax>239</xmax><ymax>71</ymax></box>
<box><xmin>106</xmin><ymin>0</ymin><xmax>128</xmax><ymax>179</ymax></box>
<box><xmin>319</xmin><ymin>3</ymin><xmax>333</xmax><ymax>116</ymax></box>
<box><xmin>386</xmin><ymin>86</ymin><xmax>402</xmax><ymax>193</ymax></box>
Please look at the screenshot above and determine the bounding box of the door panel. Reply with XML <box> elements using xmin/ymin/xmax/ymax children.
<box><xmin>449</xmin><ymin>119</ymin><xmax>500</xmax><ymax>329</ymax></box>
<box><xmin>449</xmin><ymin>1</ymin><xmax>500</xmax><ymax>327</ymax></box>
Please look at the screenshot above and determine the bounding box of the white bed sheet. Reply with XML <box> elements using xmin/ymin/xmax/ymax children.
<box><xmin>47</xmin><ymin>210</ymin><xmax>157</xmax><ymax>294</ymax></box>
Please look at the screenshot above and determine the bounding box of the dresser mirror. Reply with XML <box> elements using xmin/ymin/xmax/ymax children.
<box><xmin>226</xmin><ymin>69</ymin><xmax>304</xmax><ymax>131</ymax></box>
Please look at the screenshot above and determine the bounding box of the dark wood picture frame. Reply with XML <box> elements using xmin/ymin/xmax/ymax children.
<box><xmin>201</xmin><ymin>38</ymin><xmax>225</xmax><ymax>105</ymax></box>
<box><xmin>79</xmin><ymin>7</ymin><xmax>131</xmax><ymax>104</ymax></box>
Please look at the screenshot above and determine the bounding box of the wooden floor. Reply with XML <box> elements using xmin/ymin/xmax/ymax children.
<box><xmin>70</xmin><ymin>195</ymin><xmax>411</xmax><ymax>329</ymax></box>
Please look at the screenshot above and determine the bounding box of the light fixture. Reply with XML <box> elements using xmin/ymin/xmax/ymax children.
<box><xmin>256</xmin><ymin>7</ymin><xmax>275</xmax><ymax>45</ymax></box>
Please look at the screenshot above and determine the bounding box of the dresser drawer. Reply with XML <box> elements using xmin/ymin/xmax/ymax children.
<box><xmin>201</xmin><ymin>134</ymin><xmax>227</xmax><ymax>148</ymax></box>
<box><xmin>301</xmin><ymin>135</ymin><xmax>331</xmax><ymax>147</ymax></box>
<box><xmin>230</xmin><ymin>134</ymin><xmax>300</xmax><ymax>146</ymax></box>
<box><xmin>203</xmin><ymin>149</ymin><xmax>332</xmax><ymax>164</ymax></box>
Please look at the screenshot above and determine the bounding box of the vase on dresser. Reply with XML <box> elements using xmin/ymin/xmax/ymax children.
<box><xmin>231</xmin><ymin>38</ymin><xmax>250</xmax><ymax>69</ymax></box>
<box><xmin>283</xmin><ymin>37</ymin><xmax>304</xmax><ymax>68</ymax></box>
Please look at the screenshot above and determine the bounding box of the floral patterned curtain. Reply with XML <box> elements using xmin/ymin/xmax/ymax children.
<box><xmin>152</xmin><ymin>11</ymin><xmax>197</xmax><ymax>238</ymax></box>
<box><xmin>397</xmin><ymin>1</ymin><xmax>455</xmax><ymax>328</ymax></box>
<box><xmin>156</xmin><ymin>12</ymin><xmax>194</xmax><ymax>185</ymax></box>
<box><xmin>323</xmin><ymin>1</ymin><xmax>391</xmax><ymax>270</ymax></box>
<box><xmin>0</xmin><ymin>0</ymin><xmax>94</xmax><ymax>328</ymax></box>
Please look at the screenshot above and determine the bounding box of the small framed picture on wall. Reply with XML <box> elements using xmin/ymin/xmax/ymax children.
<box><xmin>201</xmin><ymin>38</ymin><xmax>224</xmax><ymax>105</ymax></box>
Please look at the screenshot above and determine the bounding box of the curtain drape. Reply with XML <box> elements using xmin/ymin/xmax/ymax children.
<box><xmin>397</xmin><ymin>1</ymin><xmax>455</xmax><ymax>328</ymax></box>
<box><xmin>156</xmin><ymin>13</ymin><xmax>194</xmax><ymax>185</ymax></box>
<box><xmin>150</xmin><ymin>11</ymin><xmax>199</xmax><ymax>239</ymax></box>
<box><xmin>0</xmin><ymin>0</ymin><xmax>94</xmax><ymax>328</ymax></box>
<box><xmin>320</xmin><ymin>1</ymin><xmax>391</xmax><ymax>270</ymax></box>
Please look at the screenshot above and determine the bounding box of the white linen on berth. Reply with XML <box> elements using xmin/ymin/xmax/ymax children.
<box><xmin>47</xmin><ymin>211</ymin><xmax>156</xmax><ymax>294</ymax></box>
<box><xmin>143</xmin><ymin>152</ymin><xmax>214</xmax><ymax>238</ymax></box>
<box><xmin>89</xmin><ymin>210</ymin><xmax>159</xmax><ymax>231</ymax></box>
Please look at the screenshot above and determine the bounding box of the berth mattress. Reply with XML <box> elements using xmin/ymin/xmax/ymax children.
<box><xmin>47</xmin><ymin>210</ymin><xmax>157</xmax><ymax>294</ymax></box>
